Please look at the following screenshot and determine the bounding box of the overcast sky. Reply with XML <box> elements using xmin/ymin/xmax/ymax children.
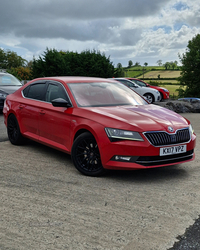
<box><xmin>0</xmin><ymin>0</ymin><xmax>200</xmax><ymax>67</ymax></box>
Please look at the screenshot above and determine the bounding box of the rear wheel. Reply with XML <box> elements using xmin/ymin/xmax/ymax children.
<box><xmin>7</xmin><ymin>114</ymin><xmax>25</xmax><ymax>145</ymax></box>
<box><xmin>71</xmin><ymin>132</ymin><xmax>105</xmax><ymax>176</ymax></box>
<box><xmin>144</xmin><ymin>93</ymin><xmax>154</xmax><ymax>103</ymax></box>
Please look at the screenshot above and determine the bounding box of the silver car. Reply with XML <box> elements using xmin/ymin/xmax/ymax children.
<box><xmin>0</xmin><ymin>72</ymin><xmax>22</xmax><ymax>110</ymax></box>
<box><xmin>111</xmin><ymin>78</ymin><xmax>160</xmax><ymax>103</ymax></box>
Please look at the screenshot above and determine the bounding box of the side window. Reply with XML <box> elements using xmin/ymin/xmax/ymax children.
<box><xmin>136</xmin><ymin>80</ymin><xmax>145</xmax><ymax>87</ymax></box>
<box><xmin>120</xmin><ymin>80</ymin><xmax>131</xmax><ymax>88</ymax></box>
<box><xmin>23</xmin><ymin>83</ymin><xmax>46</xmax><ymax>101</ymax></box>
<box><xmin>45</xmin><ymin>82</ymin><xmax>68</xmax><ymax>103</ymax></box>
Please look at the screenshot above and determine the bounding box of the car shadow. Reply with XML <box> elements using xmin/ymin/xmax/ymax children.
<box><xmin>17</xmin><ymin>140</ymin><xmax>189</xmax><ymax>184</ymax></box>
<box><xmin>105</xmin><ymin>166</ymin><xmax>188</xmax><ymax>183</ymax></box>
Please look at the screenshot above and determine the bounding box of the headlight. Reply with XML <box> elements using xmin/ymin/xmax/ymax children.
<box><xmin>156</xmin><ymin>90</ymin><xmax>159</xmax><ymax>94</ymax></box>
<box><xmin>189</xmin><ymin>124</ymin><xmax>194</xmax><ymax>135</ymax></box>
<box><xmin>0</xmin><ymin>92</ymin><xmax>7</xmax><ymax>99</ymax></box>
<box><xmin>163</xmin><ymin>89</ymin><xmax>168</xmax><ymax>92</ymax></box>
<box><xmin>105</xmin><ymin>128</ymin><xmax>144</xmax><ymax>141</ymax></box>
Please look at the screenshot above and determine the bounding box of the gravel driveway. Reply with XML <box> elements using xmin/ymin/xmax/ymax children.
<box><xmin>0</xmin><ymin>113</ymin><xmax>200</xmax><ymax>250</ymax></box>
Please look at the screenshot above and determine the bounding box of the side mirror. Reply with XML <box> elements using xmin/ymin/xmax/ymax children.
<box><xmin>51</xmin><ymin>98</ymin><xmax>72</xmax><ymax>107</ymax></box>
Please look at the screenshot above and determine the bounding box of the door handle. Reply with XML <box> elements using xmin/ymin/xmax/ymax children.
<box><xmin>40</xmin><ymin>110</ymin><xmax>46</xmax><ymax>115</ymax></box>
<box><xmin>19</xmin><ymin>104</ymin><xmax>24</xmax><ymax>109</ymax></box>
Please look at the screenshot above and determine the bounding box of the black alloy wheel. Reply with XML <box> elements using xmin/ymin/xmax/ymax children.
<box><xmin>7</xmin><ymin>114</ymin><xmax>25</xmax><ymax>145</ymax></box>
<box><xmin>71</xmin><ymin>132</ymin><xmax>105</xmax><ymax>176</ymax></box>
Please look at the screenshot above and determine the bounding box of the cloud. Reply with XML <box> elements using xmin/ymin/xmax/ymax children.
<box><xmin>0</xmin><ymin>0</ymin><xmax>200</xmax><ymax>66</ymax></box>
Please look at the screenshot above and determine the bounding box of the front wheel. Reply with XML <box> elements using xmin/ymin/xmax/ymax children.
<box><xmin>71</xmin><ymin>132</ymin><xmax>105</xmax><ymax>176</ymax></box>
<box><xmin>7</xmin><ymin>114</ymin><xmax>25</xmax><ymax>145</ymax></box>
<box><xmin>160</xmin><ymin>92</ymin><xmax>163</xmax><ymax>102</ymax></box>
<box><xmin>144</xmin><ymin>93</ymin><xmax>154</xmax><ymax>104</ymax></box>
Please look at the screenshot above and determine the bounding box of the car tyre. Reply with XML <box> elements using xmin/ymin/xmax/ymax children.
<box><xmin>71</xmin><ymin>132</ymin><xmax>105</xmax><ymax>176</ymax></box>
<box><xmin>160</xmin><ymin>92</ymin><xmax>163</xmax><ymax>102</ymax></box>
<box><xmin>7</xmin><ymin>114</ymin><xmax>26</xmax><ymax>145</ymax></box>
<box><xmin>144</xmin><ymin>93</ymin><xmax>154</xmax><ymax>103</ymax></box>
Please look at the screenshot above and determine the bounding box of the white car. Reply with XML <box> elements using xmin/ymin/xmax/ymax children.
<box><xmin>111</xmin><ymin>78</ymin><xmax>160</xmax><ymax>103</ymax></box>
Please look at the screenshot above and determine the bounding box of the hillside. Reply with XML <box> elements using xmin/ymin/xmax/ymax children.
<box><xmin>143</xmin><ymin>70</ymin><xmax>180</xmax><ymax>78</ymax></box>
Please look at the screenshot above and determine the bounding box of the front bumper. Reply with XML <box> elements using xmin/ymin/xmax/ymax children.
<box><xmin>163</xmin><ymin>92</ymin><xmax>170</xmax><ymax>99</ymax></box>
<box><xmin>101</xmin><ymin>134</ymin><xmax>196</xmax><ymax>170</ymax></box>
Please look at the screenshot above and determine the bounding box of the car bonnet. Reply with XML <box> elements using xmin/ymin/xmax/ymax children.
<box><xmin>82</xmin><ymin>104</ymin><xmax>189</xmax><ymax>133</ymax></box>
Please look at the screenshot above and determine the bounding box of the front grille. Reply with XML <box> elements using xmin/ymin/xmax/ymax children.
<box><xmin>144</xmin><ymin>128</ymin><xmax>190</xmax><ymax>146</ymax></box>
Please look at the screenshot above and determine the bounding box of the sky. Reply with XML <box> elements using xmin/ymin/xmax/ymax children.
<box><xmin>0</xmin><ymin>0</ymin><xmax>200</xmax><ymax>67</ymax></box>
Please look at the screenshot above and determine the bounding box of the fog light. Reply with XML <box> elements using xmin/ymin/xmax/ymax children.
<box><xmin>115</xmin><ymin>156</ymin><xmax>131</xmax><ymax>161</ymax></box>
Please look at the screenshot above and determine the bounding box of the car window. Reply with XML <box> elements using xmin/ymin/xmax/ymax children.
<box><xmin>23</xmin><ymin>83</ymin><xmax>46</xmax><ymax>101</ymax></box>
<box><xmin>134</xmin><ymin>80</ymin><xmax>146</xmax><ymax>87</ymax></box>
<box><xmin>45</xmin><ymin>82</ymin><xmax>68</xmax><ymax>102</ymax></box>
<box><xmin>0</xmin><ymin>74</ymin><xmax>22</xmax><ymax>86</ymax></box>
<box><xmin>118</xmin><ymin>80</ymin><xmax>133</xmax><ymax>88</ymax></box>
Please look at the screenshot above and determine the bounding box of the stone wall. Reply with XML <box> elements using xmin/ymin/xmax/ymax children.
<box><xmin>156</xmin><ymin>100</ymin><xmax>200</xmax><ymax>113</ymax></box>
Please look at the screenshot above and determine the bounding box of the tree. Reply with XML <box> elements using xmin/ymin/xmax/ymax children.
<box><xmin>114</xmin><ymin>63</ymin><xmax>124</xmax><ymax>77</ymax></box>
<box><xmin>174</xmin><ymin>60</ymin><xmax>178</xmax><ymax>66</ymax></box>
<box><xmin>0</xmin><ymin>48</ymin><xmax>6</xmax><ymax>69</ymax></box>
<box><xmin>134</xmin><ymin>62</ymin><xmax>140</xmax><ymax>67</ymax></box>
<box><xmin>7</xmin><ymin>66</ymin><xmax>32</xmax><ymax>80</ymax></box>
<box><xmin>128</xmin><ymin>60</ymin><xmax>133</xmax><ymax>68</ymax></box>
<box><xmin>171</xmin><ymin>62</ymin><xmax>177</xmax><ymax>70</ymax></box>
<box><xmin>178</xmin><ymin>34</ymin><xmax>200</xmax><ymax>97</ymax></box>
<box><xmin>0</xmin><ymin>49</ymin><xmax>26</xmax><ymax>69</ymax></box>
<box><xmin>164</xmin><ymin>62</ymin><xmax>170</xmax><ymax>70</ymax></box>
<box><xmin>32</xmin><ymin>48</ymin><xmax>114</xmax><ymax>78</ymax></box>
<box><xmin>144</xmin><ymin>62</ymin><xmax>148</xmax><ymax>67</ymax></box>
<box><xmin>117</xmin><ymin>63</ymin><xmax>122</xmax><ymax>69</ymax></box>
<box><xmin>157</xmin><ymin>60</ymin><xmax>162</xmax><ymax>66</ymax></box>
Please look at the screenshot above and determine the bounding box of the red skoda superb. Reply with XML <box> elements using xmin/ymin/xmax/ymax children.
<box><xmin>3</xmin><ymin>77</ymin><xmax>196</xmax><ymax>176</ymax></box>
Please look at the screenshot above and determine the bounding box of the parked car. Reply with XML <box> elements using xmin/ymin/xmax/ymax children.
<box><xmin>0</xmin><ymin>72</ymin><xmax>22</xmax><ymax>111</ymax></box>
<box><xmin>127</xmin><ymin>78</ymin><xmax>170</xmax><ymax>101</ymax></box>
<box><xmin>3</xmin><ymin>76</ymin><xmax>196</xmax><ymax>176</ymax></box>
<box><xmin>178</xmin><ymin>97</ymin><xmax>200</xmax><ymax>103</ymax></box>
<box><xmin>111</xmin><ymin>78</ymin><xmax>160</xmax><ymax>103</ymax></box>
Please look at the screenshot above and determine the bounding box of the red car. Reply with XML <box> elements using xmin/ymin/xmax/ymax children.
<box><xmin>127</xmin><ymin>78</ymin><xmax>170</xmax><ymax>101</ymax></box>
<box><xmin>3</xmin><ymin>77</ymin><xmax>195</xmax><ymax>176</ymax></box>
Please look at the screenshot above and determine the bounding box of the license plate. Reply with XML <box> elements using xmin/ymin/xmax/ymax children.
<box><xmin>160</xmin><ymin>145</ymin><xmax>187</xmax><ymax>156</ymax></box>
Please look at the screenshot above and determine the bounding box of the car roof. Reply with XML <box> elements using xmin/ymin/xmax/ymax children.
<box><xmin>111</xmin><ymin>78</ymin><xmax>133</xmax><ymax>81</ymax></box>
<box><xmin>0</xmin><ymin>72</ymin><xmax>13</xmax><ymax>76</ymax></box>
<box><xmin>31</xmin><ymin>76</ymin><xmax>115</xmax><ymax>83</ymax></box>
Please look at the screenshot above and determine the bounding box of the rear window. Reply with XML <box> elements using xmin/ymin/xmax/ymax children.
<box><xmin>23</xmin><ymin>83</ymin><xmax>46</xmax><ymax>101</ymax></box>
<box><xmin>0</xmin><ymin>74</ymin><xmax>22</xmax><ymax>86</ymax></box>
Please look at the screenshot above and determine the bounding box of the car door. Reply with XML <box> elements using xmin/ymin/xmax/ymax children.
<box><xmin>38</xmin><ymin>81</ymin><xmax>72</xmax><ymax>153</ymax></box>
<box><xmin>19</xmin><ymin>81</ymin><xmax>47</xmax><ymax>141</ymax></box>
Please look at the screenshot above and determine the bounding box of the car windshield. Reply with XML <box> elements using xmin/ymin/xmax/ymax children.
<box><xmin>68</xmin><ymin>81</ymin><xmax>148</xmax><ymax>107</ymax></box>
<box><xmin>0</xmin><ymin>74</ymin><xmax>22</xmax><ymax>86</ymax></box>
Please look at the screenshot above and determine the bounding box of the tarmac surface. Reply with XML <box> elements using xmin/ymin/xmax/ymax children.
<box><xmin>0</xmin><ymin>112</ymin><xmax>200</xmax><ymax>250</ymax></box>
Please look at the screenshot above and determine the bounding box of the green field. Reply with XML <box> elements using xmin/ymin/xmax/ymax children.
<box><xmin>124</xmin><ymin>68</ymin><xmax>181</xmax><ymax>79</ymax></box>
<box><xmin>122</xmin><ymin>66</ymin><xmax>183</xmax><ymax>97</ymax></box>
<box><xmin>145</xmin><ymin>79</ymin><xmax>179</xmax><ymax>84</ymax></box>
<box><xmin>161</xmin><ymin>85</ymin><xmax>181</xmax><ymax>96</ymax></box>
<box><xmin>143</xmin><ymin>70</ymin><xmax>180</xmax><ymax>78</ymax></box>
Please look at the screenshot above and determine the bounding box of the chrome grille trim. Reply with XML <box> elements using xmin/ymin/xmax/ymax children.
<box><xmin>143</xmin><ymin>127</ymin><xmax>191</xmax><ymax>147</ymax></box>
